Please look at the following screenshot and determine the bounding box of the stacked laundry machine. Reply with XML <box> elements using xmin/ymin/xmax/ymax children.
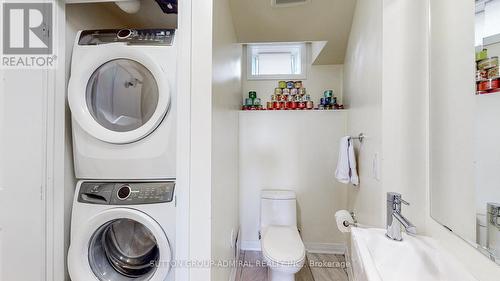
<box><xmin>67</xmin><ymin>29</ymin><xmax>177</xmax><ymax>281</ymax></box>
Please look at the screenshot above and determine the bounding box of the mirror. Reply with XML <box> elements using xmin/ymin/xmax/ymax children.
<box><xmin>474</xmin><ymin>0</ymin><xmax>500</xmax><ymax>262</ymax></box>
<box><xmin>430</xmin><ymin>0</ymin><xmax>500</xmax><ymax>264</ymax></box>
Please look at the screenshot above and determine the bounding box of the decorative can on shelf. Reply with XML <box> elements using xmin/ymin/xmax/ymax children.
<box><xmin>278</xmin><ymin>81</ymin><xmax>287</xmax><ymax>89</ymax></box>
<box><xmin>283</xmin><ymin>88</ymin><xmax>290</xmax><ymax>94</ymax></box>
<box><xmin>274</xmin><ymin>88</ymin><xmax>283</xmax><ymax>94</ymax></box>
<box><xmin>294</xmin><ymin>81</ymin><xmax>303</xmax><ymax>89</ymax></box>
<box><xmin>478</xmin><ymin>79</ymin><xmax>500</xmax><ymax>91</ymax></box>
<box><xmin>476</xmin><ymin>49</ymin><xmax>488</xmax><ymax>62</ymax></box>
<box><xmin>299</xmin><ymin>88</ymin><xmax>306</xmax><ymax>95</ymax></box>
<box><xmin>477</xmin><ymin>70</ymin><xmax>488</xmax><ymax>81</ymax></box>
<box><xmin>488</xmin><ymin>66</ymin><xmax>499</xmax><ymax>79</ymax></box>
<box><xmin>245</xmin><ymin>98</ymin><xmax>253</xmax><ymax>106</ymax></box>
<box><xmin>267</xmin><ymin>102</ymin><xmax>273</xmax><ymax>110</ymax></box>
<box><xmin>478</xmin><ymin>57</ymin><xmax>498</xmax><ymax>70</ymax></box>
<box><xmin>271</xmin><ymin>94</ymin><xmax>277</xmax><ymax>102</ymax></box>
<box><xmin>279</xmin><ymin>102</ymin><xmax>286</xmax><ymax>110</ymax></box>
<box><xmin>253</xmin><ymin>98</ymin><xmax>261</xmax><ymax>106</ymax></box>
<box><xmin>286</xmin><ymin>81</ymin><xmax>294</xmax><ymax>89</ymax></box>
<box><xmin>324</xmin><ymin>90</ymin><xmax>333</xmax><ymax>98</ymax></box>
<box><xmin>291</xmin><ymin>88</ymin><xmax>299</xmax><ymax>95</ymax></box>
<box><xmin>249</xmin><ymin>91</ymin><xmax>257</xmax><ymax>99</ymax></box>
<box><xmin>306</xmin><ymin>101</ymin><xmax>314</xmax><ymax>109</ymax></box>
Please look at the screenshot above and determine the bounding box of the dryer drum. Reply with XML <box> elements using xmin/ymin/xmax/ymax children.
<box><xmin>101</xmin><ymin>219</ymin><xmax>160</xmax><ymax>278</ymax></box>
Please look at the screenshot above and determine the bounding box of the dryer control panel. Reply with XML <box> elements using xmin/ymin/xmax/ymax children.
<box><xmin>78</xmin><ymin>181</ymin><xmax>175</xmax><ymax>205</ymax></box>
<box><xmin>78</xmin><ymin>29</ymin><xmax>175</xmax><ymax>46</ymax></box>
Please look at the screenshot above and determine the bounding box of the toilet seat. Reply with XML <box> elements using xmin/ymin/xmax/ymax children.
<box><xmin>262</xmin><ymin>225</ymin><xmax>305</xmax><ymax>266</ymax></box>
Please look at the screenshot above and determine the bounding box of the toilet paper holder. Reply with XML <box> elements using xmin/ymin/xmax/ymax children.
<box><xmin>343</xmin><ymin>211</ymin><xmax>358</xmax><ymax>227</ymax></box>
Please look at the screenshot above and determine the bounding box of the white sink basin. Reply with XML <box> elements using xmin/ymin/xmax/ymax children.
<box><xmin>350</xmin><ymin>228</ymin><xmax>476</xmax><ymax>281</ymax></box>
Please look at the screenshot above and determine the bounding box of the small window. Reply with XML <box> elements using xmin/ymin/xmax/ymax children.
<box><xmin>247</xmin><ymin>43</ymin><xmax>307</xmax><ymax>80</ymax></box>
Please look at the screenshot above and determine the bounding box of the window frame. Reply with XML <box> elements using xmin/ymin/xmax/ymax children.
<box><xmin>246</xmin><ymin>43</ymin><xmax>308</xmax><ymax>80</ymax></box>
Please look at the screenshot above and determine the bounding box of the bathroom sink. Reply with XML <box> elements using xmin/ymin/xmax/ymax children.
<box><xmin>350</xmin><ymin>228</ymin><xmax>476</xmax><ymax>281</ymax></box>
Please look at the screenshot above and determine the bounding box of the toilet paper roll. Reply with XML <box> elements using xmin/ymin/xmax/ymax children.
<box><xmin>335</xmin><ymin>210</ymin><xmax>355</xmax><ymax>233</ymax></box>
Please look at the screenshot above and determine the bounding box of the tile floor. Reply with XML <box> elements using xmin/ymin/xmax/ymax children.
<box><xmin>235</xmin><ymin>251</ymin><xmax>350</xmax><ymax>281</ymax></box>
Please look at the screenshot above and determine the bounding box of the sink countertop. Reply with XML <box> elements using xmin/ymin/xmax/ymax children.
<box><xmin>350</xmin><ymin>228</ymin><xmax>477</xmax><ymax>281</ymax></box>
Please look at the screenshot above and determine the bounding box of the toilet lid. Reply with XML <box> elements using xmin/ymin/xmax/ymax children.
<box><xmin>262</xmin><ymin>225</ymin><xmax>305</xmax><ymax>265</ymax></box>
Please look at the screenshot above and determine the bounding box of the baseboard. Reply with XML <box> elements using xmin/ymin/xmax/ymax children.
<box><xmin>304</xmin><ymin>242</ymin><xmax>347</xmax><ymax>254</ymax></box>
<box><xmin>241</xmin><ymin>240</ymin><xmax>347</xmax><ymax>255</ymax></box>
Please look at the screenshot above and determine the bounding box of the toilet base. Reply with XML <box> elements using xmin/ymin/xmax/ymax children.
<box><xmin>268</xmin><ymin>268</ymin><xmax>296</xmax><ymax>281</ymax></box>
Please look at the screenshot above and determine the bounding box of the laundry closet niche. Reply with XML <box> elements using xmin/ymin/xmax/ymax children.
<box><xmin>63</xmin><ymin>1</ymin><xmax>178</xmax><ymax>279</ymax></box>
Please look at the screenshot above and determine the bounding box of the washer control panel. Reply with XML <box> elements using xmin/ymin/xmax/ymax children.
<box><xmin>78</xmin><ymin>29</ymin><xmax>175</xmax><ymax>46</ymax></box>
<box><xmin>78</xmin><ymin>181</ymin><xmax>175</xmax><ymax>205</ymax></box>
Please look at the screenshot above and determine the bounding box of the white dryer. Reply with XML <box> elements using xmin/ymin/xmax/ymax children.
<box><xmin>68</xmin><ymin>29</ymin><xmax>177</xmax><ymax>180</ymax></box>
<box><xmin>68</xmin><ymin>180</ymin><xmax>176</xmax><ymax>281</ymax></box>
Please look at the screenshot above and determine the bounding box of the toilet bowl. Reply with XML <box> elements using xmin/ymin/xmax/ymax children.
<box><xmin>260</xmin><ymin>190</ymin><xmax>305</xmax><ymax>281</ymax></box>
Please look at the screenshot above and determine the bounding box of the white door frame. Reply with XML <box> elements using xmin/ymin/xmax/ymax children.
<box><xmin>45</xmin><ymin>0</ymin><xmax>66</xmax><ymax>280</ymax></box>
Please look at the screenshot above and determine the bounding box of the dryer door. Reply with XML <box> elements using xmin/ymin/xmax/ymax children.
<box><xmin>68</xmin><ymin>49</ymin><xmax>171</xmax><ymax>144</ymax></box>
<box><xmin>68</xmin><ymin>208</ymin><xmax>172</xmax><ymax>281</ymax></box>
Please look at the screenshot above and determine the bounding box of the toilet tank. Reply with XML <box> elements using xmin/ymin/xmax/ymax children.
<box><xmin>260</xmin><ymin>190</ymin><xmax>297</xmax><ymax>228</ymax></box>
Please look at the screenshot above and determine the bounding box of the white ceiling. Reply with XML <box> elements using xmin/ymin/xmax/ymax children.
<box><xmin>229</xmin><ymin>0</ymin><xmax>356</xmax><ymax>65</ymax></box>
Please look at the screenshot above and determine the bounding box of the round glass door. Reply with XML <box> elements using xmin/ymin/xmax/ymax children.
<box><xmin>86</xmin><ymin>59</ymin><xmax>159</xmax><ymax>132</ymax></box>
<box><xmin>88</xmin><ymin>219</ymin><xmax>160</xmax><ymax>281</ymax></box>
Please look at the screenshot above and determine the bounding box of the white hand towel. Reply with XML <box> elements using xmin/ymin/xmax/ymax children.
<box><xmin>349</xmin><ymin>140</ymin><xmax>359</xmax><ymax>186</ymax></box>
<box><xmin>335</xmin><ymin>136</ymin><xmax>359</xmax><ymax>186</ymax></box>
<box><xmin>335</xmin><ymin>136</ymin><xmax>351</xmax><ymax>184</ymax></box>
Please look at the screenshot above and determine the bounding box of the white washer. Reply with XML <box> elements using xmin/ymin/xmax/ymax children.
<box><xmin>68</xmin><ymin>29</ymin><xmax>177</xmax><ymax>180</ymax></box>
<box><xmin>68</xmin><ymin>180</ymin><xmax>176</xmax><ymax>281</ymax></box>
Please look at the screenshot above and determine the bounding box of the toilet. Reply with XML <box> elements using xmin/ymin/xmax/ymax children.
<box><xmin>260</xmin><ymin>190</ymin><xmax>305</xmax><ymax>281</ymax></box>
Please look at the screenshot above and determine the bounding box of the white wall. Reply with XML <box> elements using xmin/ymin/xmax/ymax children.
<box><xmin>343</xmin><ymin>0</ymin><xmax>384</xmax><ymax>227</ymax></box>
<box><xmin>382</xmin><ymin>0</ymin><xmax>429</xmax><ymax>233</ymax></box>
<box><xmin>239</xmin><ymin>111</ymin><xmax>348</xmax><ymax>251</ymax></box>
<box><xmin>211</xmin><ymin>0</ymin><xmax>242</xmax><ymax>280</ymax></box>
<box><xmin>242</xmin><ymin>45</ymin><xmax>344</xmax><ymax>106</ymax></box>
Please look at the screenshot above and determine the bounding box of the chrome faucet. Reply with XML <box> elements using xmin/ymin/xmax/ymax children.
<box><xmin>386</xmin><ymin>192</ymin><xmax>417</xmax><ymax>241</ymax></box>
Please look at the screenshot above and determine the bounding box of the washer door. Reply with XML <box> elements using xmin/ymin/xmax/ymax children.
<box><xmin>69</xmin><ymin>208</ymin><xmax>172</xmax><ymax>281</ymax></box>
<box><xmin>68</xmin><ymin>49</ymin><xmax>170</xmax><ymax>144</ymax></box>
